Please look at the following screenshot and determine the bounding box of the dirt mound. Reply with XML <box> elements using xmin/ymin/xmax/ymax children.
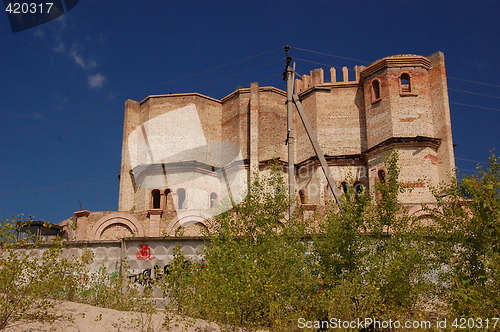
<box><xmin>4</xmin><ymin>300</ymin><xmax>220</xmax><ymax>331</ymax></box>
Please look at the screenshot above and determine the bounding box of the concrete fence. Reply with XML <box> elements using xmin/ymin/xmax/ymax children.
<box><xmin>14</xmin><ymin>237</ymin><xmax>208</xmax><ymax>290</ymax></box>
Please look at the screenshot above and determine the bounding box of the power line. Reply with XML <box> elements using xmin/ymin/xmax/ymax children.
<box><xmin>456</xmin><ymin>167</ymin><xmax>480</xmax><ymax>173</ymax></box>
<box><xmin>291</xmin><ymin>46</ymin><xmax>371</xmax><ymax>64</ymax></box>
<box><xmin>455</xmin><ymin>157</ymin><xmax>489</xmax><ymax>164</ymax></box>
<box><xmin>189</xmin><ymin>60</ymin><xmax>280</xmax><ymax>91</ymax></box>
<box><xmin>0</xmin><ymin>106</ymin><xmax>119</xmax><ymax>139</ymax></box>
<box><xmin>293</xmin><ymin>57</ymin><xmax>360</xmax><ymax>72</ymax></box>
<box><xmin>448</xmin><ymin>88</ymin><xmax>500</xmax><ymax>99</ymax></box>
<box><xmin>450</xmin><ymin>102</ymin><xmax>500</xmax><ymax>112</ymax></box>
<box><xmin>134</xmin><ymin>47</ymin><xmax>283</xmax><ymax>93</ymax></box>
<box><xmin>1</xmin><ymin>49</ymin><xmax>285</xmax><ymax>139</ymax></box>
<box><xmin>291</xmin><ymin>46</ymin><xmax>500</xmax><ymax>89</ymax></box>
<box><xmin>294</xmin><ymin>57</ymin><xmax>336</xmax><ymax>68</ymax></box>
<box><xmin>2</xmin><ymin>47</ymin><xmax>283</xmax><ymax>122</ymax></box>
<box><xmin>0</xmin><ymin>176</ymin><xmax>117</xmax><ymax>197</ymax></box>
<box><xmin>448</xmin><ymin>77</ymin><xmax>500</xmax><ymax>88</ymax></box>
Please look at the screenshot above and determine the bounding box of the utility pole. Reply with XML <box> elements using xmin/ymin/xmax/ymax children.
<box><xmin>283</xmin><ymin>46</ymin><xmax>342</xmax><ymax>208</ymax></box>
<box><xmin>284</xmin><ymin>46</ymin><xmax>295</xmax><ymax>217</ymax></box>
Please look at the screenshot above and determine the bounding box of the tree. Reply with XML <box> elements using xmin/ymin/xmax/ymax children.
<box><xmin>430</xmin><ymin>153</ymin><xmax>499</xmax><ymax>317</ymax></box>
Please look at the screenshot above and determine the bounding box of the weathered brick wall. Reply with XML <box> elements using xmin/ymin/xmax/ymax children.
<box><xmin>102</xmin><ymin>52</ymin><xmax>457</xmax><ymax>240</ymax></box>
<box><xmin>257</xmin><ymin>88</ymin><xmax>287</xmax><ymax>161</ymax></box>
<box><xmin>316</xmin><ymin>85</ymin><xmax>365</xmax><ymax>156</ymax></box>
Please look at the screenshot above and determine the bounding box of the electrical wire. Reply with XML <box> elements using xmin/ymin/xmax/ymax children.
<box><xmin>448</xmin><ymin>77</ymin><xmax>500</xmax><ymax>88</ymax></box>
<box><xmin>3</xmin><ymin>47</ymin><xmax>499</xmax><ymax>142</ymax></box>
<box><xmin>126</xmin><ymin>47</ymin><xmax>283</xmax><ymax>95</ymax></box>
<box><xmin>456</xmin><ymin>167</ymin><xmax>480</xmax><ymax>173</ymax></box>
<box><xmin>450</xmin><ymin>102</ymin><xmax>499</xmax><ymax>112</ymax></box>
<box><xmin>2</xmin><ymin>47</ymin><xmax>283</xmax><ymax>121</ymax></box>
<box><xmin>1</xmin><ymin>49</ymin><xmax>284</xmax><ymax>140</ymax></box>
<box><xmin>189</xmin><ymin>60</ymin><xmax>280</xmax><ymax>91</ymax></box>
<box><xmin>455</xmin><ymin>157</ymin><xmax>490</xmax><ymax>165</ymax></box>
<box><xmin>294</xmin><ymin>57</ymin><xmax>336</xmax><ymax>68</ymax></box>
<box><xmin>448</xmin><ymin>88</ymin><xmax>500</xmax><ymax>99</ymax></box>
<box><xmin>1</xmin><ymin>106</ymin><xmax>119</xmax><ymax>138</ymax></box>
<box><xmin>291</xmin><ymin>46</ymin><xmax>371</xmax><ymax>64</ymax></box>
<box><xmin>0</xmin><ymin>176</ymin><xmax>117</xmax><ymax>197</ymax></box>
<box><xmin>292</xmin><ymin>46</ymin><xmax>500</xmax><ymax>89</ymax></box>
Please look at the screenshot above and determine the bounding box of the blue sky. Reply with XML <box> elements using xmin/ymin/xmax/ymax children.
<box><xmin>1</xmin><ymin>0</ymin><xmax>499</xmax><ymax>223</ymax></box>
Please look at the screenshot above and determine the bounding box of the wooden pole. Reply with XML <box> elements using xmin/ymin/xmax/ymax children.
<box><xmin>292</xmin><ymin>93</ymin><xmax>342</xmax><ymax>205</ymax></box>
<box><xmin>286</xmin><ymin>64</ymin><xmax>296</xmax><ymax>217</ymax></box>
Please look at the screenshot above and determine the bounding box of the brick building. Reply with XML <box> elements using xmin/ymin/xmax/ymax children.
<box><xmin>59</xmin><ymin>52</ymin><xmax>455</xmax><ymax>241</ymax></box>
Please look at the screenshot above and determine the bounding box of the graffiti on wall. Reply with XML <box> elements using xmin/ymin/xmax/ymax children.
<box><xmin>128</xmin><ymin>243</ymin><xmax>201</xmax><ymax>287</ymax></box>
<box><xmin>128</xmin><ymin>263</ymin><xmax>170</xmax><ymax>287</ymax></box>
<box><xmin>136</xmin><ymin>244</ymin><xmax>155</xmax><ymax>260</ymax></box>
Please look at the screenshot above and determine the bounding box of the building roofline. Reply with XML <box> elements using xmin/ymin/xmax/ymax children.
<box><xmin>360</xmin><ymin>54</ymin><xmax>432</xmax><ymax>79</ymax></box>
<box><xmin>137</xmin><ymin>86</ymin><xmax>287</xmax><ymax>106</ymax></box>
<box><xmin>221</xmin><ymin>86</ymin><xmax>286</xmax><ymax>103</ymax></box>
<box><xmin>139</xmin><ymin>92</ymin><xmax>222</xmax><ymax>105</ymax></box>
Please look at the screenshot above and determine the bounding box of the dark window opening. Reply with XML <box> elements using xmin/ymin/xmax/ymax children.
<box><xmin>341</xmin><ymin>182</ymin><xmax>349</xmax><ymax>194</ymax></box>
<box><xmin>299</xmin><ymin>189</ymin><xmax>307</xmax><ymax>204</ymax></box>
<box><xmin>354</xmin><ymin>182</ymin><xmax>365</xmax><ymax>195</ymax></box>
<box><xmin>372</xmin><ymin>80</ymin><xmax>381</xmax><ymax>100</ymax></box>
<box><xmin>378</xmin><ymin>170</ymin><xmax>386</xmax><ymax>183</ymax></box>
<box><xmin>177</xmin><ymin>188</ymin><xmax>186</xmax><ymax>209</ymax></box>
<box><xmin>210</xmin><ymin>192</ymin><xmax>218</xmax><ymax>208</ymax></box>
<box><xmin>400</xmin><ymin>73</ymin><xmax>411</xmax><ymax>93</ymax></box>
<box><xmin>151</xmin><ymin>189</ymin><xmax>161</xmax><ymax>209</ymax></box>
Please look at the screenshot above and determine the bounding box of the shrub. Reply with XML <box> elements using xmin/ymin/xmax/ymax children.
<box><xmin>314</xmin><ymin>152</ymin><xmax>442</xmax><ymax>320</ymax></box>
<box><xmin>163</xmin><ymin>165</ymin><xmax>321</xmax><ymax>330</ymax></box>
<box><xmin>430</xmin><ymin>153</ymin><xmax>500</xmax><ymax>317</ymax></box>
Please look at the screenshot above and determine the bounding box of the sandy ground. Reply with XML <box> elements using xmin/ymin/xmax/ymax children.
<box><xmin>3</xmin><ymin>300</ymin><xmax>222</xmax><ymax>332</ymax></box>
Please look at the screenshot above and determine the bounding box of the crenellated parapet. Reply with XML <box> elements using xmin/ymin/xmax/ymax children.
<box><xmin>295</xmin><ymin>65</ymin><xmax>366</xmax><ymax>94</ymax></box>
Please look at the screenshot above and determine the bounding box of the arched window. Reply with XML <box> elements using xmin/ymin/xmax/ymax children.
<box><xmin>340</xmin><ymin>182</ymin><xmax>349</xmax><ymax>194</ymax></box>
<box><xmin>353</xmin><ymin>182</ymin><xmax>365</xmax><ymax>196</ymax></box>
<box><xmin>400</xmin><ymin>73</ymin><xmax>411</xmax><ymax>93</ymax></box>
<box><xmin>151</xmin><ymin>189</ymin><xmax>161</xmax><ymax>209</ymax></box>
<box><xmin>210</xmin><ymin>192</ymin><xmax>218</xmax><ymax>208</ymax></box>
<box><xmin>378</xmin><ymin>170</ymin><xmax>386</xmax><ymax>184</ymax></box>
<box><xmin>177</xmin><ymin>188</ymin><xmax>186</xmax><ymax>209</ymax></box>
<box><xmin>164</xmin><ymin>189</ymin><xmax>173</xmax><ymax>210</ymax></box>
<box><xmin>299</xmin><ymin>189</ymin><xmax>307</xmax><ymax>204</ymax></box>
<box><xmin>372</xmin><ymin>79</ymin><xmax>381</xmax><ymax>101</ymax></box>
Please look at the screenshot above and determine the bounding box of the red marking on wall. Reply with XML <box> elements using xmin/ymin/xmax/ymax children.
<box><xmin>399</xmin><ymin>181</ymin><xmax>426</xmax><ymax>188</ymax></box>
<box><xmin>424</xmin><ymin>154</ymin><xmax>442</xmax><ymax>165</ymax></box>
<box><xmin>399</xmin><ymin>114</ymin><xmax>422</xmax><ymax>122</ymax></box>
<box><xmin>136</xmin><ymin>244</ymin><xmax>155</xmax><ymax>260</ymax></box>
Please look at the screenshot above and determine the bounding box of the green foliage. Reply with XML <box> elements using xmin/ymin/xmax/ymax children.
<box><xmin>0</xmin><ymin>217</ymin><xmax>155</xmax><ymax>330</ymax></box>
<box><xmin>430</xmin><ymin>152</ymin><xmax>500</xmax><ymax>317</ymax></box>
<box><xmin>0</xmin><ymin>237</ymin><xmax>85</xmax><ymax>329</ymax></box>
<box><xmin>2</xmin><ymin>152</ymin><xmax>498</xmax><ymax>330</ymax></box>
<box><xmin>163</xmin><ymin>165</ymin><xmax>321</xmax><ymax>330</ymax></box>
<box><xmin>315</xmin><ymin>151</ymin><xmax>441</xmax><ymax>320</ymax></box>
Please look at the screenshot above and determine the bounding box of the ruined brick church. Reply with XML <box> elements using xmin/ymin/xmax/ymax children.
<box><xmin>59</xmin><ymin>52</ymin><xmax>455</xmax><ymax>241</ymax></box>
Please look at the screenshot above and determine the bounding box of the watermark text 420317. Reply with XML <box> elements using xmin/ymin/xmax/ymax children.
<box><xmin>297</xmin><ymin>317</ymin><xmax>499</xmax><ymax>330</ymax></box>
<box><xmin>5</xmin><ymin>2</ymin><xmax>54</xmax><ymax>14</ymax></box>
<box><xmin>3</xmin><ymin>1</ymin><xmax>79</xmax><ymax>32</ymax></box>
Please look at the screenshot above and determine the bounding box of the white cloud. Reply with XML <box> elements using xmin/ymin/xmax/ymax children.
<box><xmin>88</xmin><ymin>73</ymin><xmax>106</xmax><ymax>88</ymax></box>
<box><xmin>70</xmin><ymin>49</ymin><xmax>97</xmax><ymax>69</ymax></box>
<box><xmin>55</xmin><ymin>16</ymin><xmax>67</xmax><ymax>30</ymax></box>
<box><xmin>33</xmin><ymin>29</ymin><xmax>45</xmax><ymax>38</ymax></box>
<box><xmin>53</xmin><ymin>42</ymin><xmax>65</xmax><ymax>53</ymax></box>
